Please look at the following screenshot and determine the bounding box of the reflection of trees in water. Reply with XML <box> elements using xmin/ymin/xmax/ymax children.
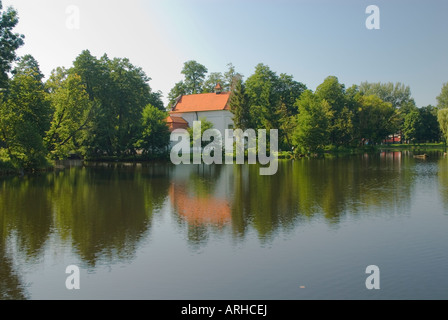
<box><xmin>0</xmin><ymin>162</ymin><xmax>171</xmax><ymax>283</ymax></box>
<box><xmin>0</xmin><ymin>249</ymin><xmax>29</xmax><ymax>300</ymax></box>
<box><xmin>0</xmin><ymin>176</ymin><xmax>53</xmax><ymax>263</ymax></box>
<box><xmin>169</xmin><ymin>153</ymin><xmax>417</xmax><ymax>246</ymax></box>
<box><xmin>49</xmin><ymin>163</ymin><xmax>170</xmax><ymax>267</ymax></box>
<box><xmin>231</xmin><ymin>152</ymin><xmax>416</xmax><ymax>240</ymax></box>
<box><xmin>438</xmin><ymin>158</ymin><xmax>448</xmax><ymax>212</ymax></box>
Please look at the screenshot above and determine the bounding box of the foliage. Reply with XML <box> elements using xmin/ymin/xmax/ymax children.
<box><xmin>437</xmin><ymin>82</ymin><xmax>448</xmax><ymax>110</ymax></box>
<box><xmin>44</xmin><ymin>71</ymin><xmax>94</xmax><ymax>159</ymax></box>
<box><xmin>135</xmin><ymin>104</ymin><xmax>171</xmax><ymax>155</ymax></box>
<box><xmin>0</xmin><ymin>1</ymin><xmax>25</xmax><ymax>88</ymax></box>
<box><xmin>292</xmin><ymin>90</ymin><xmax>330</xmax><ymax>153</ymax></box>
<box><xmin>0</xmin><ymin>62</ymin><xmax>51</xmax><ymax>169</ymax></box>
<box><xmin>187</xmin><ymin>117</ymin><xmax>214</xmax><ymax>148</ymax></box>
<box><xmin>229</xmin><ymin>76</ymin><xmax>251</xmax><ymax>130</ymax></box>
<box><xmin>438</xmin><ymin>108</ymin><xmax>448</xmax><ymax>143</ymax></box>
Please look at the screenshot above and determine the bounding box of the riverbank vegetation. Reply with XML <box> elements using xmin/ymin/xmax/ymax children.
<box><xmin>1</xmin><ymin>2</ymin><xmax>448</xmax><ymax>175</ymax></box>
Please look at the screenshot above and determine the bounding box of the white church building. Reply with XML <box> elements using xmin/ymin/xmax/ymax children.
<box><xmin>166</xmin><ymin>83</ymin><xmax>234</xmax><ymax>136</ymax></box>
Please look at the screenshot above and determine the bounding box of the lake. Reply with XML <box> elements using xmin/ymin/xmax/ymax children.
<box><xmin>1</xmin><ymin>151</ymin><xmax>448</xmax><ymax>300</ymax></box>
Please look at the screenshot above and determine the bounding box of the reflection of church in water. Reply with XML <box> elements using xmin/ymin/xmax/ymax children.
<box><xmin>168</xmin><ymin>165</ymin><xmax>233</xmax><ymax>227</ymax></box>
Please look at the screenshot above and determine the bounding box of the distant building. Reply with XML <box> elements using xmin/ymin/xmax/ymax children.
<box><xmin>167</xmin><ymin>83</ymin><xmax>234</xmax><ymax>135</ymax></box>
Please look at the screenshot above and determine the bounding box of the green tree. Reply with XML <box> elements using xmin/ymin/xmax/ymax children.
<box><xmin>45</xmin><ymin>71</ymin><xmax>94</xmax><ymax>159</ymax></box>
<box><xmin>223</xmin><ymin>63</ymin><xmax>243</xmax><ymax>91</ymax></box>
<box><xmin>437</xmin><ymin>82</ymin><xmax>448</xmax><ymax>110</ymax></box>
<box><xmin>167</xmin><ymin>81</ymin><xmax>187</xmax><ymax>109</ymax></box>
<box><xmin>12</xmin><ymin>54</ymin><xmax>44</xmax><ymax>82</ymax></box>
<box><xmin>292</xmin><ymin>90</ymin><xmax>331</xmax><ymax>153</ymax></box>
<box><xmin>202</xmin><ymin>72</ymin><xmax>224</xmax><ymax>93</ymax></box>
<box><xmin>187</xmin><ymin>117</ymin><xmax>214</xmax><ymax>148</ymax></box>
<box><xmin>245</xmin><ymin>63</ymin><xmax>279</xmax><ymax>130</ymax></box>
<box><xmin>135</xmin><ymin>104</ymin><xmax>171</xmax><ymax>155</ymax></box>
<box><xmin>181</xmin><ymin>60</ymin><xmax>208</xmax><ymax>94</ymax></box>
<box><xmin>0</xmin><ymin>1</ymin><xmax>25</xmax><ymax>89</ymax></box>
<box><xmin>359</xmin><ymin>81</ymin><xmax>415</xmax><ymax>110</ymax></box>
<box><xmin>315</xmin><ymin>76</ymin><xmax>349</xmax><ymax>145</ymax></box>
<box><xmin>356</xmin><ymin>95</ymin><xmax>397</xmax><ymax>145</ymax></box>
<box><xmin>0</xmin><ymin>63</ymin><xmax>51</xmax><ymax>169</ymax></box>
<box><xmin>418</xmin><ymin>105</ymin><xmax>441</xmax><ymax>142</ymax></box>
<box><xmin>438</xmin><ymin>109</ymin><xmax>448</xmax><ymax>144</ymax></box>
<box><xmin>70</xmin><ymin>51</ymin><xmax>157</xmax><ymax>158</ymax></box>
<box><xmin>229</xmin><ymin>76</ymin><xmax>251</xmax><ymax>130</ymax></box>
<box><xmin>402</xmin><ymin>110</ymin><xmax>422</xmax><ymax>143</ymax></box>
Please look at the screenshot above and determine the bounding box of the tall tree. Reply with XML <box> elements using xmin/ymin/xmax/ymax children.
<box><xmin>292</xmin><ymin>90</ymin><xmax>331</xmax><ymax>153</ymax></box>
<box><xmin>229</xmin><ymin>76</ymin><xmax>251</xmax><ymax>130</ymax></box>
<box><xmin>0</xmin><ymin>1</ymin><xmax>25</xmax><ymax>89</ymax></box>
<box><xmin>45</xmin><ymin>70</ymin><xmax>94</xmax><ymax>159</ymax></box>
<box><xmin>437</xmin><ymin>109</ymin><xmax>448</xmax><ymax>144</ymax></box>
<box><xmin>202</xmin><ymin>72</ymin><xmax>224</xmax><ymax>93</ymax></box>
<box><xmin>0</xmin><ymin>62</ymin><xmax>51</xmax><ymax>169</ymax></box>
<box><xmin>245</xmin><ymin>63</ymin><xmax>280</xmax><ymax>130</ymax></box>
<box><xmin>181</xmin><ymin>60</ymin><xmax>208</xmax><ymax>94</ymax></box>
<box><xmin>437</xmin><ymin>82</ymin><xmax>448</xmax><ymax>110</ymax></box>
<box><xmin>315</xmin><ymin>76</ymin><xmax>349</xmax><ymax>145</ymax></box>
<box><xmin>356</xmin><ymin>95</ymin><xmax>397</xmax><ymax>145</ymax></box>
<box><xmin>167</xmin><ymin>81</ymin><xmax>186</xmax><ymax>109</ymax></box>
<box><xmin>70</xmin><ymin>51</ymin><xmax>157</xmax><ymax>158</ymax></box>
<box><xmin>223</xmin><ymin>63</ymin><xmax>243</xmax><ymax>91</ymax></box>
<box><xmin>135</xmin><ymin>104</ymin><xmax>171</xmax><ymax>156</ymax></box>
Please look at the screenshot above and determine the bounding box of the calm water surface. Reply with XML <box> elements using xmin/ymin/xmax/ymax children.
<box><xmin>1</xmin><ymin>151</ymin><xmax>448</xmax><ymax>300</ymax></box>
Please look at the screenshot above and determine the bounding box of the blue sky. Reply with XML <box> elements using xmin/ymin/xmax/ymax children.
<box><xmin>4</xmin><ymin>0</ymin><xmax>448</xmax><ymax>107</ymax></box>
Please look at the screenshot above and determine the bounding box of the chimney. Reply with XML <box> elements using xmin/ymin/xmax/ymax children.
<box><xmin>214</xmin><ymin>83</ymin><xmax>223</xmax><ymax>94</ymax></box>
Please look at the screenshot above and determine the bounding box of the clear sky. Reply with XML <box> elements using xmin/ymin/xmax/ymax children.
<box><xmin>4</xmin><ymin>0</ymin><xmax>448</xmax><ymax>107</ymax></box>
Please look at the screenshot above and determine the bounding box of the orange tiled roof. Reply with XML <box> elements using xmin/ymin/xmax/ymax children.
<box><xmin>171</xmin><ymin>92</ymin><xmax>231</xmax><ymax>113</ymax></box>
<box><xmin>166</xmin><ymin>115</ymin><xmax>188</xmax><ymax>124</ymax></box>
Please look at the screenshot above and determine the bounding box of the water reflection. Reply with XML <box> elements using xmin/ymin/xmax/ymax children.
<box><xmin>0</xmin><ymin>152</ymin><xmax>442</xmax><ymax>299</ymax></box>
<box><xmin>439</xmin><ymin>156</ymin><xmax>448</xmax><ymax>213</ymax></box>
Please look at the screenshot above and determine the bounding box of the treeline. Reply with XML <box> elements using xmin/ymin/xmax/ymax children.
<box><xmin>0</xmin><ymin>1</ymin><xmax>171</xmax><ymax>171</ymax></box>
<box><xmin>229</xmin><ymin>65</ymin><xmax>446</xmax><ymax>154</ymax></box>
<box><xmin>0</xmin><ymin>51</ymin><xmax>171</xmax><ymax>171</ymax></box>
<box><xmin>168</xmin><ymin>59</ymin><xmax>447</xmax><ymax>155</ymax></box>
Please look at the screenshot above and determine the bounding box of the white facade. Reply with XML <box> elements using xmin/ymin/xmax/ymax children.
<box><xmin>173</xmin><ymin>110</ymin><xmax>234</xmax><ymax>136</ymax></box>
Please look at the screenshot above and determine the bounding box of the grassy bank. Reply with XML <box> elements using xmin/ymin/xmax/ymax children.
<box><xmin>379</xmin><ymin>142</ymin><xmax>446</xmax><ymax>151</ymax></box>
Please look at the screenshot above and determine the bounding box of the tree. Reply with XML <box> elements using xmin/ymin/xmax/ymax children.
<box><xmin>187</xmin><ymin>117</ymin><xmax>214</xmax><ymax>148</ymax></box>
<box><xmin>245</xmin><ymin>63</ymin><xmax>280</xmax><ymax>130</ymax></box>
<box><xmin>438</xmin><ymin>109</ymin><xmax>448</xmax><ymax>144</ymax></box>
<box><xmin>418</xmin><ymin>105</ymin><xmax>441</xmax><ymax>142</ymax></box>
<box><xmin>70</xmin><ymin>51</ymin><xmax>157</xmax><ymax>158</ymax></box>
<box><xmin>45</xmin><ymin>71</ymin><xmax>94</xmax><ymax>159</ymax></box>
<box><xmin>359</xmin><ymin>82</ymin><xmax>416</xmax><ymax>143</ymax></box>
<box><xmin>181</xmin><ymin>60</ymin><xmax>208</xmax><ymax>94</ymax></box>
<box><xmin>135</xmin><ymin>104</ymin><xmax>171</xmax><ymax>155</ymax></box>
<box><xmin>359</xmin><ymin>81</ymin><xmax>415</xmax><ymax>110</ymax></box>
<box><xmin>277</xmin><ymin>73</ymin><xmax>307</xmax><ymax>116</ymax></box>
<box><xmin>437</xmin><ymin>82</ymin><xmax>448</xmax><ymax>110</ymax></box>
<box><xmin>167</xmin><ymin>81</ymin><xmax>187</xmax><ymax>109</ymax></box>
<box><xmin>0</xmin><ymin>63</ymin><xmax>51</xmax><ymax>169</ymax></box>
<box><xmin>12</xmin><ymin>54</ymin><xmax>44</xmax><ymax>82</ymax></box>
<box><xmin>202</xmin><ymin>72</ymin><xmax>224</xmax><ymax>93</ymax></box>
<box><xmin>223</xmin><ymin>63</ymin><xmax>243</xmax><ymax>91</ymax></box>
<box><xmin>356</xmin><ymin>95</ymin><xmax>397</xmax><ymax>145</ymax></box>
<box><xmin>292</xmin><ymin>90</ymin><xmax>331</xmax><ymax>154</ymax></box>
<box><xmin>0</xmin><ymin>1</ymin><xmax>25</xmax><ymax>89</ymax></box>
<box><xmin>229</xmin><ymin>76</ymin><xmax>251</xmax><ymax>130</ymax></box>
<box><xmin>402</xmin><ymin>110</ymin><xmax>422</xmax><ymax>143</ymax></box>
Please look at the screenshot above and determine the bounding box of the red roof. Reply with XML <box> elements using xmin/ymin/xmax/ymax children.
<box><xmin>171</xmin><ymin>92</ymin><xmax>231</xmax><ymax>113</ymax></box>
<box><xmin>166</xmin><ymin>115</ymin><xmax>188</xmax><ymax>124</ymax></box>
